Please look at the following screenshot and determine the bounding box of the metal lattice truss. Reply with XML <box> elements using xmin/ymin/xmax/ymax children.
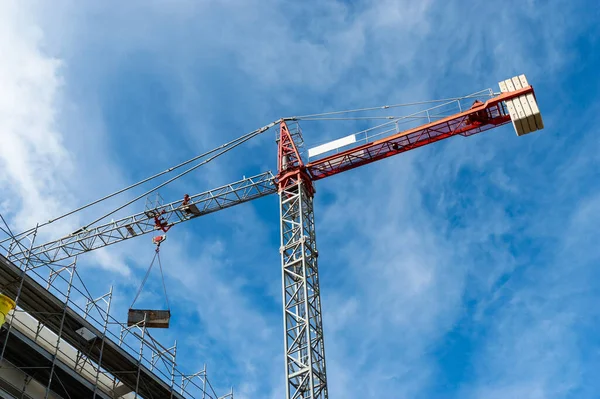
<box><xmin>0</xmin><ymin>214</ymin><xmax>233</xmax><ymax>399</ymax></box>
<box><xmin>7</xmin><ymin>172</ymin><xmax>276</xmax><ymax>265</ymax></box>
<box><xmin>304</xmin><ymin>86</ymin><xmax>536</xmax><ymax>180</ymax></box>
<box><xmin>279</xmin><ymin>177</ymin><xmax>327</xmax><ymax>399</ymax></box>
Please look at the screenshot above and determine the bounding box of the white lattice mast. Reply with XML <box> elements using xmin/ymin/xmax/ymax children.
<box><xmin>277</xmin><ymin>121</ymin><xmax>328</xmax><ymax>398</ymax></box>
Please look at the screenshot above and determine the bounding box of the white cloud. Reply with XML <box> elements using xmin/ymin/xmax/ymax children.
<box><xmin>0</xmin><ymin>0</ymin><xmax>135</xmax><ymax>277</ymax></box>
<box><xmin>2</xmin><ymin>0</ymin><xmax>598</xmax><ymax>398</ymax></box>
<box><xmin>315</xmin><ymin>154</ymin><xmax>466</xmax><ymax>397</ymax></box>
<box><xmin>0</xmin><ymin>0</ymin><xmax>72</xmax><ymax>230</ymax></box>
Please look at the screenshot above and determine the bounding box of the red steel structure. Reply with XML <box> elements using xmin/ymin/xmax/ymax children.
<box><xmin>274</xmin><ymin>80</ymin><xmax>540</xmax><ymax>399</ymax></box>
<box><xmin>305</xmin><ymin>86</ymin><xmax>534</xmax><ymax>180</ymax></box>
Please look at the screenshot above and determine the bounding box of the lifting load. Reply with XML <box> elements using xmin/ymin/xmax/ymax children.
<box><xmin>128</xmin><ymin>235</ymin><xmax>171</xmax><ymax>328</ymax></box>
<box><xmin>0</xmin><ymin>294</ymin><xmax>15</xmax><ymax>328</ymax></box>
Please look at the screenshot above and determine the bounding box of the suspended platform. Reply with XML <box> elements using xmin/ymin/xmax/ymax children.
<box><xmin>127</xmin><ymin>309</ymin><xmax>171</xmax><ymax>329</ymax></box>
<box><xmin>127</xmin><ymin>237</ymin><xmax>172</xmax><ymax>329</ymax></box>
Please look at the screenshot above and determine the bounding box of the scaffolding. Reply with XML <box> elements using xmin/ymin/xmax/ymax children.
<box><xmin>0</xmin><ymin>215</ymin><xmax>232</xmax><ymax>399</ymax></box>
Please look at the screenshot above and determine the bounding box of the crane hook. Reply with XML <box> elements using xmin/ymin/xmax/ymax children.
<box><xmin>153</xmin><ymin>234</ymin><xmax>167</xmax><ymax>248</ymax></box>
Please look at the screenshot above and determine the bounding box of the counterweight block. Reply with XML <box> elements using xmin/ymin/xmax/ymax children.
<box><xmin>499</xmin><ymin>74</ymin><xmax>544</xmax><ymax>136</ymax></box>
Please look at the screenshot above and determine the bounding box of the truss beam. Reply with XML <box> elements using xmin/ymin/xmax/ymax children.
<box><xmin>8</xmin><ymin>172</ymin><xmax>276</xmax><ymax>265</ymax></box>
<box><xmin>278</xmin><ymin>121</ymin><xmax>327</xmax><ymax>399</ymax></box>
<box><xmin>279</xmin><ymin>177</ymin><xmax>327</xmax><ymax>399</ymax></box>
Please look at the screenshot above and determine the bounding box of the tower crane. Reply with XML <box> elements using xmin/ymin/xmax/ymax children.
<box><xmin>4</xmin><ymin>75</ymin><xmax>544</xmax><ymax>399</ymax></box>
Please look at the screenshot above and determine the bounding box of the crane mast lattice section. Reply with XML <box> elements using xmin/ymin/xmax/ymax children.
<box><xmin>278</xmin><ymin>121</ymin><xmax>328</xmax><ymax>399</ymax></box>
<box><xmin>279</xmin><ymin>177</ymin><xmax>327</xmax><ymax>399</ymax></box>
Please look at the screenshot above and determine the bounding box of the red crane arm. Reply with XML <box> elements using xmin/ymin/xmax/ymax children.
<box><xmin>305</xmin><ymin>86</ymin><xmax>535</xmax><ymax>181</ymax></box>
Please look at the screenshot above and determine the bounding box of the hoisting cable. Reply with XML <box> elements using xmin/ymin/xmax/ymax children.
<box><xmin>78</xmin><ymin>120</ymin><xmax>277</xmax><ymax>232</ymax></box>
<box><xmin>2</xmin><ymin>120</ymin><xmax>278</xmax><ymax>245</ymax></box>
<box><xmin>0</xmin><ymin>214</ymin><xmax>34</xmax><ymax>258</ymax></box>
<box><xmin>287</xmin><ymin>89</ymin><xmax>496</xmax><ymax>120</ymax></box>
<box><xmin>130</xmin><ymin>243</ymin><xmax>170</xmax><ymax>310</ymax></box>
<box><xmin>306</xmin><ymin>105</ymin><xmax>447</xmax><ymax>149</ymax></box>
<box><xmin>294</xmin><ymin>115</ymin><xmax>454</xmax><ymax>121</ymax></box>
<box><xmin>293</xmin><ymin>90</ymin><xmax>499</xmax><ymax>150</ymax></box>
<box><xmin>156</xmin><ymin>249</ymin><xmax>170</xmax><ymax>310</ymax></box>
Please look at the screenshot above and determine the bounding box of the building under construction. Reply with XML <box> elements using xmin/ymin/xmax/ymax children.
<box><xmin>0</xmin><ymin>234</ymin><xmax>231</xmax><ymax>398</ymax></box>
<box><xmin>0</xmin><ymin>75</ymin><xmax>543</xmax><ymax>398</ymax></box>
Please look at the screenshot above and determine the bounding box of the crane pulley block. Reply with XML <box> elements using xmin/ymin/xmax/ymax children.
<box><xmin>153</xmin><ymin>234</ymin><xmax>166</xmax><ymax>246</ymax></box>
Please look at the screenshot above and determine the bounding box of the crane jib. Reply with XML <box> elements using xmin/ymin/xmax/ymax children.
<box><xmin>306</xmin><ymin>86</ymin><xmax>535</xmax><ymax>180</ymax></box>
<box><xmin>7</xmin><ymin>171</ymin><xmax>277</xmax><ymax>265</ymax></box>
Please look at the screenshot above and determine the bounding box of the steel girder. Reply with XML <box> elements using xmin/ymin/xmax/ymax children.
<box><xmin>279</xmin><ymin>175</ymin><xmax>327</xmax><ymax>399</ymax></box>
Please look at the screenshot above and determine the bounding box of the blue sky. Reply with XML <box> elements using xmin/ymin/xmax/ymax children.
<box><xmin>1</xmin><ymin>0</ymin><xmax>599</xmax><ymax>398</ymax></box>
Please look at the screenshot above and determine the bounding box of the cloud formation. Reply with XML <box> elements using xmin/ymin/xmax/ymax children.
<box><xmin>0</xmin><ymin>0</ymin><xmax>71</xmax><ymax>230</ymax></box>
<box><xmin>1</xmin><ymin>0</ymin><xmax>599</xmax><ymax>398</ymax></box>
